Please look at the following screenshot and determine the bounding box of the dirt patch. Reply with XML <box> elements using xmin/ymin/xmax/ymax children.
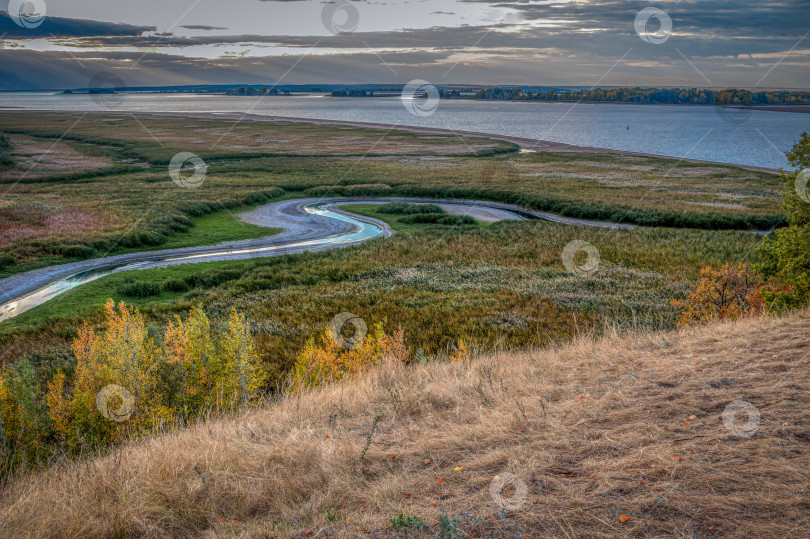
<box><xmin>0</xmin><ymin>198</ymin><xmax>114</xmax><ymax>247</ymax></box>
<box><xmin>0</xmin><ymin>135</ymin><xmax>112</xmax><ymax>180</ymax></box>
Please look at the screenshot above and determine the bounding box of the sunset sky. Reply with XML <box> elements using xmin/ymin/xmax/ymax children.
<box><xmin>0</xmin><ymin>0</ymin><xmax>807</xmax><ymax>90</ymax></box>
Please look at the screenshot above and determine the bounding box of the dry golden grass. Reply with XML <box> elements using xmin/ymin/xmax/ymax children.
<box><xmin>2</xmin><ymin>311</ymin><xmax>809</xmax><ymax>538</ymax></box>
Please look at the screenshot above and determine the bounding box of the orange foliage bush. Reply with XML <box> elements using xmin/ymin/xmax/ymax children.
<box><xmin>292</xmin><ymin>324</ymin><xmax>410</xmax><ymax>390</ymax></box>
<box><xmin>671</xmin><ymin>263</ymin><xmax>766</xmax><ymax>327</ymax></box>
<box><xmin>450</xmin><ymin>340</ymin><xmax>470</xmax><ymax>363</ymax></box>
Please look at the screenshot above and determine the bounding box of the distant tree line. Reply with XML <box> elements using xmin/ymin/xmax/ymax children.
<box><xmin>225</xmin><ymin>87</ymin><xmax>290</xmax><ymax>96</ymax></box>
<box><xmin>471</xmin><ymin>87</ymin><xmax>810</xmax><ymax>105</ymax></box>
<box><xmin>331</xmin><ymin>89</ymin><xmax>375</xmax><ymax>97</ymax></box>
<box><xmin>331</xmin><ymin>88</ymin><xmax>465</xmax><ymax>98</ymax></box>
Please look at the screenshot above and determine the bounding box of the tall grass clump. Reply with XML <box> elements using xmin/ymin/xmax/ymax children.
<box><xmin>0</xmin><ymin>130</ymin><xmax>15</xmax><ymax>171</ymax></box>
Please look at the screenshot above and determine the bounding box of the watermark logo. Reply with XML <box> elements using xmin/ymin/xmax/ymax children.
<box><xmin>795</xmin><ymin>169</ymin><xmax>810</xmax><ymax>203</ymax></box>
<box><xmin>169</xmin><ymin>152</ymin><xmax>207</xmax><ymax>189</ymax></box>
<box><xmin>328</xmin><ymin>312</ymin><xmax>367</xmax><ymax>350</ymax></box>
<box><xmin>562</xmin><ymin>240</ymin><xmax>600</xmax><ymax>277</ymax></box>
<box><xmin>489</xmin><ymin>473</ymin><xmax>528</xmax><ymax>511</ymax></box>
<box><xmin>8</xmin><ymin>0</ymin><xmax>47</xmax><ymax>29</ymax></box>
<box><xmin>722</xmin><ymin>400</ymin><xmax>760</xmax><ymax>438</ymax></box>
<box><xmin>96</xmin><ymin>384</ymin><xmax>135</xmax><ymax>422</ymax></box>
<box><xmin>321</xmin><ymin>0</ymin><xmax>360</xmax><ymax>34</ymax></box>
<box><xmin>88</xmin><ymin>71</ymin><xmax>127</xmax><ymax>109</ymax></box>
<box><xmin>634</xmin><ymin>7</ymin><xmax>672</xmax><ymax>44</ymax></box>
<box><xmin>401</xmin><ymin>79</ymin><xmax>441</xmax><ymax>118</ymax></box>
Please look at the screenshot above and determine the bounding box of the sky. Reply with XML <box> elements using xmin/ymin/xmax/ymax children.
<box><xmin>0</xmin><ymin>0</ymin><xmax>808</xmax><ymax>90</ymax></box>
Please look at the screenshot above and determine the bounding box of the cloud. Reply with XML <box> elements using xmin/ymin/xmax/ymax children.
<box><xmin>180</xmin><ymin>25</ymin><xmax>228</xmax><ymax>31</ymax></box>
<box><xmin>0</xmin><ymin>0</ymin><xmax>808</xmax><ymax>89</ymax></box>
<box><xmin>0</xmin><ymin>11</ymin><xmax>154</xmax><ymax>38</ymax></box>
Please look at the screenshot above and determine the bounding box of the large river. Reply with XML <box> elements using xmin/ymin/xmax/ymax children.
<box><xmin>0</xmin><ymin>92</ymin><xmax>807</xmax><ymax>170</ymax></box>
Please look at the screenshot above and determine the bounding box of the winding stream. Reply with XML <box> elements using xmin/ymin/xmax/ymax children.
<box><xmin>0</xmin><ymin>196</ymin><xmax>635</xmax><ymax>324</ymax></box>
<box><xmin>0</xmin><ymin>202</ymin><xmax>388</xmax><ymax>323</ymax></box>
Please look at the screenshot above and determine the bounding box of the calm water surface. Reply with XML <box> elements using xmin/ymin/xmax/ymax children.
<box><xmin>1</xmin><ymin>92</ymin><xmax>807</xmax><ymax>169</ymax></box>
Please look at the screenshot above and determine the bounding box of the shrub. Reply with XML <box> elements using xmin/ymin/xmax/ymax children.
<box><xmin>377</xmin><ymin>202</ymin><xmax>445</xmax><ymax>215</ymax></box>
<box><xmin>0</xmin><ymin>131</ymin><xmax>14</xmax><ymax>171</ymax></box>
<box><xmin>183</xmin><ymin>268</ymin><xmax>244</xmax><ymax>288</ymax></box>
<box><xmin>291</xmin><ymin>324</ymin><xmax>409</xmax><ymax>390</ymax></box>
<box><xmin>0</xmin><ymin>131</ymin><xmax>13</xmax><ymax>152</ymax></box>
<box><xmin>438</xmin><ymin>215</ymin><xmax>476</xmax><ymax>226</ymax></box>
<box><xmin>756</xmin><ymin>132</ymin><xmax>810</xmax><ymax>306</ymax></box>
<box><xmin>164</xmin><ymin>278</ymin><xmax>191</xmax><ymax>293</ymax></box>
<box><xmin>671</xmin><ymin>263</ymin><xmax>766</xmax><ymax>327</ymax></box>
<box><xmin>61</xmin><ymin>244</ymin><xmax>96</xmax><ymax>259</ymax></box>
<box><xmin>0</xmin><ymin>152</ymin><xmax>14</xmax><ymax>171</ymax></box>
<box><xmin>0</xmin><ymin>254</ymin><xmax>16</xmax><ymax>270</ymax></box>
<box><xmin>117</xmin><ymin>281</ymin><xmax>162</xmax><ymax>298</ymax></box>
<box><xmin>0</xmin><ymin>302</ymin><xmax>264</xmax><ymax>471</ymax></box>
<box><xmin>399</xmin><ymin>213</ymin><xmax>476</xmax><ymax>225</ymax></box>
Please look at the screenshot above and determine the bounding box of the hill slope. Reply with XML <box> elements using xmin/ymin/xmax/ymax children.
<box><xmin>2</xmin><ymin>311</ymin><xmax>809</xmax><ymax>537</ymax></box>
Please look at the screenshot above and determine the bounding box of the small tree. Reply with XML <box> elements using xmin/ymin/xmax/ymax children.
<box><xmin>69</xmin><ymin>301</ymin><xmax>166</xmax><ymax>447</ymax></box>
<box><xmin>671</xmin><ymin>263</ymin><xmax>766</xmax><ymax>327</ymax></box>
<box><xmin>0</xmin><ymin>357</ymin><xmax>49</xmax><ymax>465</ymax></box>
<box><xmin>46</xmin><ymin>372</ymin><xmax>70</xmax><ymax>445</ymax></box>
<box><xmin>756</xmin><ymin>132</ymin><xmax>810</xmax><ymax>308</ymax></box>
<box><xmin>218</xmin><ymin>309</ymin><xmax>263</xmax><ymax>407</ymax></box>
<box><xmin>165</xmin><ymin>307</ymin><xmax>219</xmax><ymax>416</ymax></box>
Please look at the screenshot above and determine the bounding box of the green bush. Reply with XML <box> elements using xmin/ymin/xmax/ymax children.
<box><xmin>756</xmin><ymin>131</ymin><xmax>810</xmax><ymax>306</ymax></box>
<box><xmin>183</xmin><ymin>268</ymin><xmax>244</xmax><ymax>289</ymax></box>
<box><xmin>117</xmin><ymin>281</ymin><xmax>163</xmax><ymax>298</ymax></box>
<box><xmin>0</xmin><ymin>130</ymin><xmax>13</xmax><ymax>152</ymax></box>
<box><xmin>377</xmin><ymin>202</ymin><xmax>445</xmax><ymax>215</ymax></box>
<box><xmin>61</xmin><ymin>245</ymin><xmax>96</xmax><ymax>259</ymax></box>
<box><xmin>399</xmin><ymin>213</ymin><xmax>476</xmax><ymax>225</ymax></box>
<box><xmin>164</xmin><ymin>278</ymin><xmax>191</xmax><ymax>293</ymax></box>
<box><xmin>0</xmin><ymin>253</ymin><xmax>16</xmax><ymax>270</ymax></box>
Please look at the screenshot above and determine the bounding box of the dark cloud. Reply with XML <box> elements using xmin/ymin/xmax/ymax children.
<box><xmin>0</xmin><ymin>11</ymin><xmax>154</xmax><ymax>38</ymax></box>
<box><xmin>180</xmin><ymin>25</ymin><xmax>228</xmax><ymax>31</ymax></box>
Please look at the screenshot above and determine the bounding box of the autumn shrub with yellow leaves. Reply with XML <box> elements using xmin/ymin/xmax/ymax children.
<box><xmin>292</xmin><ymin>324</ymin><xmax>410</xmax><ymax>390</ymax></box>
<box><xmin>0</xmin><ymin>300</ymin><xmax>264</xmax><ymax>471</ymax></box>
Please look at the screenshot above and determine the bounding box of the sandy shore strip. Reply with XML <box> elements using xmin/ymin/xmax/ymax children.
<box><xmin>0</xmin><ymin>109</ymin><xmax>779</xmax><ymax>174</ymax></box>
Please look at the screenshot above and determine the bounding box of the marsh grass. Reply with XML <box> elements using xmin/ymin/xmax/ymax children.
<box><xmin>0</xmin><ymin>113</ymin><xmax>784</xmax><ymax>274</ymax></box>
<box><xmin>0</xmin><ymin>218</ymin><xmax>763</xmax><ymax>389</ymax></box>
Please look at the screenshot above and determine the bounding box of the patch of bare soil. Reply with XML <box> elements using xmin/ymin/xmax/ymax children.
<box><xmin>0</xmin><ymin>135</ymin><xmax>112</xmax><ymax>180</ymax></box>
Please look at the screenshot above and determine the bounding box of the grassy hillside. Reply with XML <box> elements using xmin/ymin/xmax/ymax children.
<box><xmin>1</xmin><ymin>310</ymin><xmax>807</xmax><ymax>537</ymax></box>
